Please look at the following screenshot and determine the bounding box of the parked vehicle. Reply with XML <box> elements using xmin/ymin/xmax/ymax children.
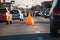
<box><xmin>11</xmin><ymin>10</ymin><xmax>20</xmax><ymax>20</ymax></box>
<box><xmin>50</xmin><ymin>0</ymin><xmax>60</xmax><ymax>37</ymax></box>
<box><xmin>44</xmin><ymin>11</ymin><xmax>50</xmax><ymax>18</ymax></box>
<box><xmin>40</xmin><ymin>11</ymin><xmax>46</xmax><ymax>17</ymax></box>
<box><xmin>34</xmin><ymin>11</ymin><xmax>40</xmax><ymax>16</ymax></box>
<box><xmin>0</xmin><ymin>7</ymin><xmax>12</xmax><ymax>25</ymax></box>
<box><xmin>40</xmin><ymin>11</ymin><xmax>50</xmax><ymax>18</ymax></box>
<box><xmin>10</xmin><ymin>9</ymin><xmax>24</xmax><ymax>21</ymax></box>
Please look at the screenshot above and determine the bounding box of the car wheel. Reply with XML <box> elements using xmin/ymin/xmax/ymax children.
<box><xmin>6</xmin><ymin>21</ymin><xmax>10</xmax><ymax>25</ymax></box>
<box><xmin>50</xmin><ymin>21</ymin><xmax>59</xmax><ymax>37</ymax></box>
<box><xmin>10</xmin><ymin>21</ymin><xmax>12</xmax><ymax>24</ymax></box>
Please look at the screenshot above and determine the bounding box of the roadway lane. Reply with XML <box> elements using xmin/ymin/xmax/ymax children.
<box><xmin>0</xmin><ymin>17</ymin><xmax>50</xmax><ymax>36</ymax></box>
<box><xmin>33</xmin><ymin>17</ymin><xmax>50</xmax><ymax>33</ymax></box>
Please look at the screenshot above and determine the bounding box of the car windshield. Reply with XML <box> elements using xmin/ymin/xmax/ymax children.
<box><xmin>11</xmin><ymin>10</ymin><xmax>19</xmax><ymax>14</ymax></box>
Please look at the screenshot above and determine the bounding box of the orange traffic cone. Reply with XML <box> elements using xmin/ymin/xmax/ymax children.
<box><xmin>26</xmin><ymin>12</ymin><xmax>34</xmax><ymax>25</ymax></box>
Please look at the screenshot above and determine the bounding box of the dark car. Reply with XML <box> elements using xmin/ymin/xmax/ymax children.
<box><xmin>10</xmin><ymin>10</ymin><xmax>20</xmax><ymax>20</ymax></box>
<box><xmin>44</xmin><ymin>11</ymin><xmax>50</xmax><ymax>18</ymax></box>
<box><xmin>40</xmin><ymin>10</ymin><xmax>50</xmax><ymax>18</ymax></box>
<box><xmin>50</xmin><ymin>0</ymin><xmax>60</xmax><ymax>36</ymax></box>
<box><xmin>40</xmin><ymin>11</ymin><xmax>46</xmax><ymax>17</ymax></box>
<box><xmin>35</xmin><ymin>11</ymin><xmax>40</xmax><ymax>16</ymax></box>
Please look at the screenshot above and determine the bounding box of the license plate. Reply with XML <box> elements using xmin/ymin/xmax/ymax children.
<box><xmin>15</xmin><ymin>14</ymin><xmax>18</xmax><ymax>16</ymax></box>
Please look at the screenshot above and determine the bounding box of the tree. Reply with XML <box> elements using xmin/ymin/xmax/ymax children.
<box><xmin>35</xmin><ymin>5</ymin><xmax>42</xmax><ymax>11</ymax></box>
<box><xmin>31</xmin><ymin>6</ymin><xmax>36</xmax><ymax>11</ymax></box>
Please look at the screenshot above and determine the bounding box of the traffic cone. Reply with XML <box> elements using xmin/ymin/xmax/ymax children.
<box><xmin>26</xmin><ymin>12</ymin><xmax>34</xmax><ymax>25</ymax></box>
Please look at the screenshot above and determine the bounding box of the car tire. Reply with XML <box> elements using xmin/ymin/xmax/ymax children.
<box><xmin>50</xmin><ymin>21</ymin><xmax>59</xmax><ymax>37</ymax></box>
<box><xmin>6</xmin><ymin>21</ymin><xmax>10</xmax><ymax>25</ymax></box>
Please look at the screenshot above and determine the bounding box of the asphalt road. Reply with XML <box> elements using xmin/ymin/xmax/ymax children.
<box><xmin>0</xmin><ymin>17</ymin><xmax>50</xmax><ymax>36</ymax></box>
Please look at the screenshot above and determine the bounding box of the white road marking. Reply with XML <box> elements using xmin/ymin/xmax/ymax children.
<box><xmin>34</xmin><ymin>26</ymin><xmax>41</xmax><ymax>33</ymax></box>
<box><xmin>34</xmin><ymin>26</ymin><xmax>38</xmax><ymax>28</ymax></box>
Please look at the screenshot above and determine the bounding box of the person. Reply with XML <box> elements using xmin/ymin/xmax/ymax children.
<box><xmin>18</xmin><ymin>9</ymin><xmax>24</xmax><ymax>21</ymax></box>
<box><xmin>5</xmin><ymin>7</ymin><xmax>12</xmax><ymax>18</ymax></box>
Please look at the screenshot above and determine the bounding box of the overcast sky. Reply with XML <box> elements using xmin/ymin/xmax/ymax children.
<box><xmin>1</xmin><ymin>0</ymin><xmax>52</xmax><ymax>5</ymax></box>
<box><xmin>15</xmin><ymin>0</ymin><xmax>52</xmax><ymax>5</ymax></box>
<box><xmin>14</xmin><ymin>0</ymin><xmax>52</xmax><ymax>8</ymax></box>
<box><xmin>1</xmin><ymin>0</ymin><xmax>52</xmax><ymax>8</ymax></box>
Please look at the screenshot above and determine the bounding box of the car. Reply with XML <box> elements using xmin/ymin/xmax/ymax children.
<box><xmin>43</xmin><ymin>11</ymin><xmax>50</xmax><ymax>18</ymax></box>
<box><xmin>40</xmin><ymin>11</ymin><xmax>46</xmax><ymax>17</ymax></box>
<box><xmin>0</xmin><ymin>7</ymin><xmax>12</xmax><ymax>25</ymax></box>
<box><xmin>44</xmin><ymin>9</ymin><xmax>50</xmax><ymax>18</ymax></box>
<box><xmin>50</xmin><ymin>0</ymin><xmax>60</xmax><ymax>37</ymax></box>
<box><xmin>34</xmin><ymin>11</ymin><xmax>40</xmax><ymax>16</ymax></box>
<box><xmin>40</xmin><ymin>11</ymin><xmax>50</xmax><ymax>18</ymax></box>
<box><xmin>10</xmin><ymin>9</ymin><xmax>24</xmax><ymax>21</ymax></box>
<box><xmin>10</xmin><ymin>10</ymin><xmax>20</xmax><ymax>20</ymax></box>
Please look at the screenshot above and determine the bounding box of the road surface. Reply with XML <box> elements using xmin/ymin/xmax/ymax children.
<box><xmin>0</xmin><ymin>17</ymin><xmax>50</xmax><ymax>36</ymax></box>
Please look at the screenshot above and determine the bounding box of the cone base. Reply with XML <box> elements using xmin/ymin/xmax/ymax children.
<box><xmin>26</xmin><ymin>23</ymin><xmax>34</xmax><ymax>25</ymax></box>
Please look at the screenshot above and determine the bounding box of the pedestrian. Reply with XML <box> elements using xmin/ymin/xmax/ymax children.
<box><xmin>18</xmin><ymin>9</ymin><xmax>24</xmax><ymax>21</ymax></box>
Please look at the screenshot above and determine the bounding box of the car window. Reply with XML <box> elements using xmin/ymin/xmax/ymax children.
<box><xmin>0</xmin><ymin>8</ymin><xmax>7</xmax><ymax>12</ymax></box>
